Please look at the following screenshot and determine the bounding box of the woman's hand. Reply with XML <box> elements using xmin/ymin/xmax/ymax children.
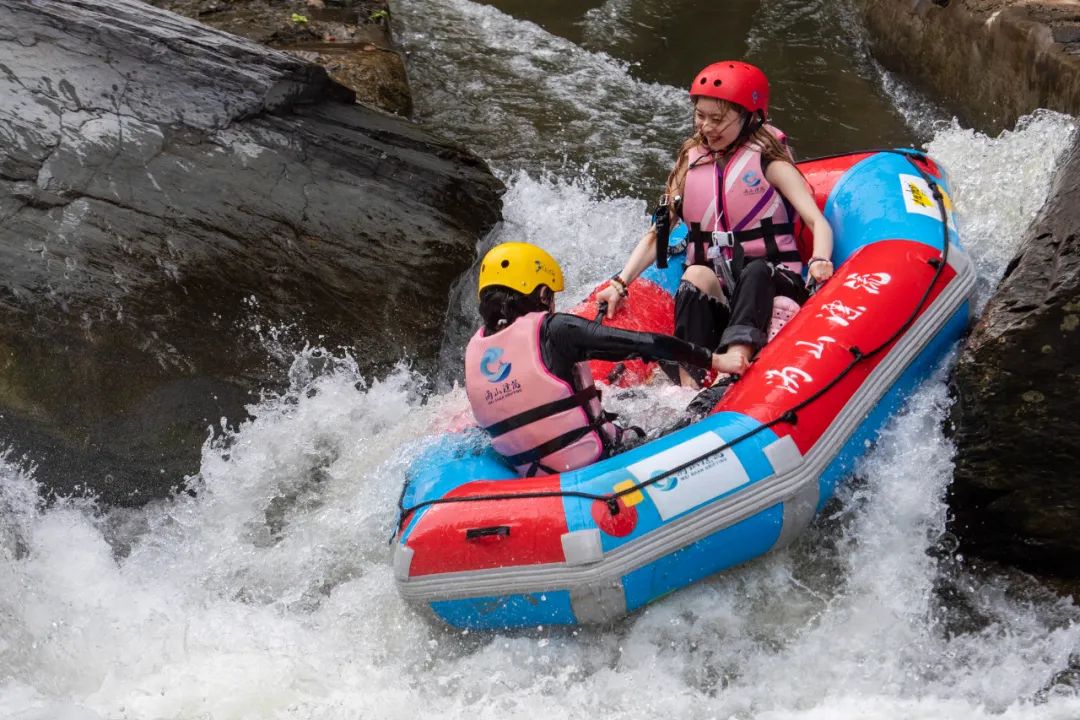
<box><xmin>711</xmin><ymin>349</ymin><xmax>748</xmax><ymax>375</ymax></box>
<box><xmin>808</xmin><ymin>257</ymin><xmax>834</xmax><ymax>284</ymax></box>
<box><xmin>596</xmin><ymin>283</ymin><xmax>626</xmax><ymax>319</ymax></box>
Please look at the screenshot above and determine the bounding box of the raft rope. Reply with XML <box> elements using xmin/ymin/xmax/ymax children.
<box><xmin>395</xmin><ymin>150</ymin><xmax>953</xmax><ymax>531</ymax></box>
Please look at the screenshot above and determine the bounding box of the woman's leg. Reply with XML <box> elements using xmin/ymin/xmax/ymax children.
<box><xmin>720</xmin><ymin>260</ymin><xmax>774</xmax><ymax>355</ymax></box>
<box><xmin>721</xmin><ymin>262</ymin><xmax>810</xmax><ymax>360</ymax></box>
<box><xmin>667</xmin><ymin>265</ymin><xmax>728</xmax><ymax>386</ymax></box>
<box><xmin>775</xmin><ymin>267</ymin><xmax>810</xmax><ymax>305</ymax></box>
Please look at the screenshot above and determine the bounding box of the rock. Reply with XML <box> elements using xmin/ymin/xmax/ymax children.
<box><xmin>948</xmin><ymin>135</ymin><xmax>1080</xmax><ymax>576</ymax></box>
<box><xmin>855</xmin><ymin>0</ymin><xmax>1080</xmax><ymax>579</ymax></box>
<box><xmin>856</xmin><ymin>0</ymin><xmax>1080</xmax><ymax>134</ymax></box>
<box><xmin>146</xmin><ymin>0</ymin><xmax>412</xmax><ymax>116</ymax></box>
<box><xmin>0</xmin><ymin>0</ymin><xmax>503</xmax><ymax>505</ymax></box>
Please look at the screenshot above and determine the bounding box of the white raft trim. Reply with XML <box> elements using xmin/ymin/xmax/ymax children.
<box><xmin>773</xmin><ymin>480</ymin><xmax>820</xmax><ymax>551</ymax></box>
<box><xmin>395</xmin><ymin>544</ymin><xmax>414</xmax><ymax>582</ymax></box>
<box><xmin>570</xmin><ymin>581</ymin><xmax>626</xmax><ymax>623</ymax></box>
<box><xmin>398</xmin><ymin>246</ymin><xmax>974</xmax><ymax>618</ymax></box>
<box><xmin>561</xmin><ymin>529</ymin><xmax>604</xmax><ymax>566</ymax></box>
<box><xmin>763</xmin><ymin>434</ymin><xmax>802</xmax><ymax>476</ymax></box>
<box><xmin>763</xmin><ymin>435</ymin><xmax>816</xmax><ymax>550</ymax></box>
<box><xmin>393</xmin><ymin>544</ymin><xmax>414</xmax><ymax>581</ymax></box>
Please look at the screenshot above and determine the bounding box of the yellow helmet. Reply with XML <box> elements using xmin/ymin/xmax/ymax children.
<box><xmin>477</xmin><ymin>242</ymin><xmax>565</xmax><ymax>298</ymax></box>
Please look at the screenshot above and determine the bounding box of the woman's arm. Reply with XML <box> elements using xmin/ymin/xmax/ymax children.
<box><xmin>766</xmin><ymin>160</ymin><xmax>835</xmax><ymax>283</ymax></box>
<box><xmin>595</xmin><ymin>226</ymin><xmax>660</xmax><ymax>318</ymax></box>
<box><xmin>544</xmin><ymin>313</ymin><xmax>745</xmax><ymax>376</ymax></box>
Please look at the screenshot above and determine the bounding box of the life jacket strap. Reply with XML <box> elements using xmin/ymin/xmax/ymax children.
<box><xmin>731</xmin><ymin>217</ymin><xmax>800</xmax><ymax>278</ymax></box>
<box><xmin>483</xmin><ymin>385</ymin><xmax>600</xmax><ymax>438</ymax></box>
<box><xmin>688</xmin><ymin>222</ymin><xmax>712</xmax><ymax>267</ymax></box>
<box><xmin>504</xmin><ymin>424</ymin><xmax>598</xmax><ymax>472</ymax></box>
<box><xmin>687</xmin><ymin>221</ymin><xmax>800</xmax><ymax>280</ymax></box>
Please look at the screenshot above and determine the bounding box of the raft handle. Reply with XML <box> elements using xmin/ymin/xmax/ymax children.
<box><xmin>465</xmin><ymin>525</ymin><xmax>511</xmax><ymax>541</ymax></box>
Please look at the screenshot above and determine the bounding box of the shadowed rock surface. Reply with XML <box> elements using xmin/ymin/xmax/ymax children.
<box><xmin>856</xmin><ymin>0</ymin><xmax>1080</xmax><ymax>578</ymax></box>
<box><xmin>857</xmin><ymin>0</ymin><xmax>1080</xmax><ymax>134</ymax></box>
<box><xmin>145</xmin><ymin>0</ymin><xmax>413</xmax><ymax>116</ymax></box>
<box><xmin>0</xmin><ymin>0</ymin><xmax>503</xmax><ymax>504</ymax></box>
<box><xmin>948</xmin><ymin>137</ymin><xmax>1080</xmax><ymax>576</ymax></box>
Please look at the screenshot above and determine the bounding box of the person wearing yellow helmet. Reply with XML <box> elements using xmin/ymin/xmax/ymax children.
<box><xmin>465</xmin><ymin>242</ymin><xmax>747</xmax><ymax>477</ymax></box>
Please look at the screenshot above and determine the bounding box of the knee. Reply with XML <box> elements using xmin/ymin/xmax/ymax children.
<box><xmin>682</xmin><ymin>265</ymin><xmax>721</xmax><ymax>296</ymax></box>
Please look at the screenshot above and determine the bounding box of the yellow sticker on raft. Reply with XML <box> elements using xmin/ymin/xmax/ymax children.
<box><xmin>613</xmin><ymin>480</ymin><xmax>644</xmax><ymax>507</ymax></box>
<box><xmin>900</xmin><ymin>173</ymin><xmax>956</xmax><ymax>229</ymax></box>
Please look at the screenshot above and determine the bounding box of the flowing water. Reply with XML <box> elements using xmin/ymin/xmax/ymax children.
<box><xmin>2</xmin><ymin>1</ymin><xmax>1080</xmax><ymax>718</ymax></box>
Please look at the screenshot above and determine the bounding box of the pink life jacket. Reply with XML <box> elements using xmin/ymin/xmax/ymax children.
<box><xmin>681</xmin><ymin>125</ymin><xmax>804</xmax><ymax>281</ymax></box>
<box><xmin>464</xmin><ymin>311</ymin><xmax>617</xmax><ymax>476</ymax></box>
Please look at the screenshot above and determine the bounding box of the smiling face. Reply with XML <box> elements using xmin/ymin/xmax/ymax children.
<box><xmin>693</xmin><ymin>97</ymin><xmax>744</xmax><ymax>151</ymax></box>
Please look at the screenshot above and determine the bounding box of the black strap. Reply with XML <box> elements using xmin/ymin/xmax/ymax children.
<box><xmin>688</xmin><ymin>221</ymin><xmax>800</xmax><ymax>279</ymax></box>
<box><xmin>504</xmin><ymin>425</ymin><xmax>598</xmax><ymax>470</ymax></box>
<box><xmin>760</xmin><ymin>217</ymin><xmax>783</xmax><ymax>263</ymax></box>
<box><xmin>689</xmin><ymin>222</ymin><xmax>710</xmax><ymax>267</ymax></box>
<box><xmin>524</xmin><ymin>461</ymin><xmax>559</xmax><ymax>478</ymax></box>
<box><xmin>733</xmin><ymin>217</ymin><xmax>798</xmax><ymax>278</ymax></box>
<box><xmin>730</xmin><ymin>221</ymin><xmax>796</xmax><ymax>243</ymax></box>
<box><xmin>483</xmin><ymin>385</ymin><xmax>600</xmax><ymax>438</ymax></box>
<box><xmin>653</xmin><ymin>202</ymin><xmax>671</xmax><ymax>269</ymax></box>
<box><xmin>685</xmin><ymin>222</ymin><xmax>796</xmax><ymax>249</ymax></box>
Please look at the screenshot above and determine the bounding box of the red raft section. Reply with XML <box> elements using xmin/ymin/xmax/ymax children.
<box><xmin>718</xmin><ymin>239</ymin><xmax>957</xmax><ymax>453</ymax></box>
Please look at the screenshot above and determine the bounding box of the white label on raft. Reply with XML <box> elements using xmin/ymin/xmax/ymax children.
<box><xmin>628</xmin><ymin>431</ymin><xmax>751</xmax><ymax>521</ymax></box>
<box><xmin>899</xmin><ymin>173</ymin><xmax>956</xmax><ymax>229</ymax></box>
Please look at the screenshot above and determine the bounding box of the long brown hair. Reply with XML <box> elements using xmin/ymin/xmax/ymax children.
<box><xmin>661</xmin><ymin>99</ymin><xmax>793</xmax><ymax>224</ymax></box>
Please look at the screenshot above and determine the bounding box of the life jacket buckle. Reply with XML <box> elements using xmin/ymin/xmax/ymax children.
<box><xmin>711</xmin><ymin>230</ymin><xmax>736</xmax><ymax>248</ymax></box>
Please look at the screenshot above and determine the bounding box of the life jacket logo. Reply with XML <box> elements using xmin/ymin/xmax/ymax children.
<box><xmin>480</xmin><ymin>347</ymin><xmax>512</xmax><ymax>383</ymax></box>
<box><xmin>742</xmin><ymin>171</ymin><xmax>761</xmax><ymax>188</ymax></box>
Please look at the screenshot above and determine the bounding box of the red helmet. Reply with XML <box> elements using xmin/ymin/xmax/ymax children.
<box><xmin>690</xmin><ymin>61</ymin><xmax>769</xmax><ymax>116</ymax></box>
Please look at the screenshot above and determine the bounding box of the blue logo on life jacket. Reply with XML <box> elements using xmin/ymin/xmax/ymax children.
<box><xmin>742</xmin><ymin>171</ymin><xmax>762</xmax><ymax>187</ymax></box>
<box><xmin>480</xmin><ymin>347</ymin><xmax>512</xmax><ymax>383</ymax></box>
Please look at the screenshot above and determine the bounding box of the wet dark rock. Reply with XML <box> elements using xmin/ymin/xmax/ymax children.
<box><xmin>856</xmin><ymin>0</ymin><xmax>1080</xmax><ymax>134</ymax></box>
<box><xmin>146</xmin><ymin>0</ymin><xmax>413</xmax><ymax>116</ymax></box>
<box><xmin>855</xmin><ymin>0</ymin><xmax>1080</xmax><ymax>586</ymax></box>
<box><xmin>0</xmin><ymin>0</ymin><xmax>503</xmax><ymax>505</ymax></box>
<box><xmin>948</xmin><ymin>135</ymin><xmax>1080</xmax><ymax>577</ymax></box>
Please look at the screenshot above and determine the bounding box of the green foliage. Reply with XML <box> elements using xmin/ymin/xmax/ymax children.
<box><xmin>291</xmin><ymin>12</ymin><xmax>308</xmax><ymax>24</ymax></box>
<box><xmin>370</xmin><ymin>9</ymin><xmax>389</xmax><ymax>22</ymax></box>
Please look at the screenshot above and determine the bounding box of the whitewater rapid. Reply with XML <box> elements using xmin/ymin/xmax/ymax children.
<box><xmin>3</xmin><ymin>0</ymin><xmax>1080</xmax><ymax>718</ymax></box>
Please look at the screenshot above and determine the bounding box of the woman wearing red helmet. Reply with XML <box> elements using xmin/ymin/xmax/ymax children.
<box><xmin>597</xmin><ymin>61</ymin><xmax>834</xmax><ymax>387</ymax></box>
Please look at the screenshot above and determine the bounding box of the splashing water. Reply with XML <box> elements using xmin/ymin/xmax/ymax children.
<box><xmin>2</xmin><ymin>109</ymin><xmax>1078</xmax><ymax>719</ymax></box>
<box><xmin>3</xmin><ymin>0</ymin><xmax>1080</xmax><ymax>716</ymax></box>
<box><xmin>927</xmin><ymin>111</ymin><xmax>1078</xmax><ymax>308</ymax></box>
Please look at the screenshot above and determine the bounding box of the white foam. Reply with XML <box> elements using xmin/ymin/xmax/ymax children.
<box><xmin>927</xmin><ymin>111</ymin><xmax>1078</xmax><ymax>307</ymax></box>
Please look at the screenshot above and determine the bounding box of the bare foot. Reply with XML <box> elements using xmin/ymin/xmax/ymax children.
<box><xmin>678</xmin><ymin>367</ymin><xmax>700</xmax><ymax>388</ymax></box>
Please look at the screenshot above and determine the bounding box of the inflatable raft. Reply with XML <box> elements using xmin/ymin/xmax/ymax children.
<box><xmin>393</xmin><ymin>149</ymin><xmax>975</xmax><ymax>630</ymax></box>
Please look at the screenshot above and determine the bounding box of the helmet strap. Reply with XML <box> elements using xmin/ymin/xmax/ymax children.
<box><xmin>714</xmin><ymin>110</ymin><xmax>752</xmax><ymax>156</ymax></box>
<box><xmin>720</xmin><ymin>110</ymin><xmax>766</xmax><ymax>155</ymax></box>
